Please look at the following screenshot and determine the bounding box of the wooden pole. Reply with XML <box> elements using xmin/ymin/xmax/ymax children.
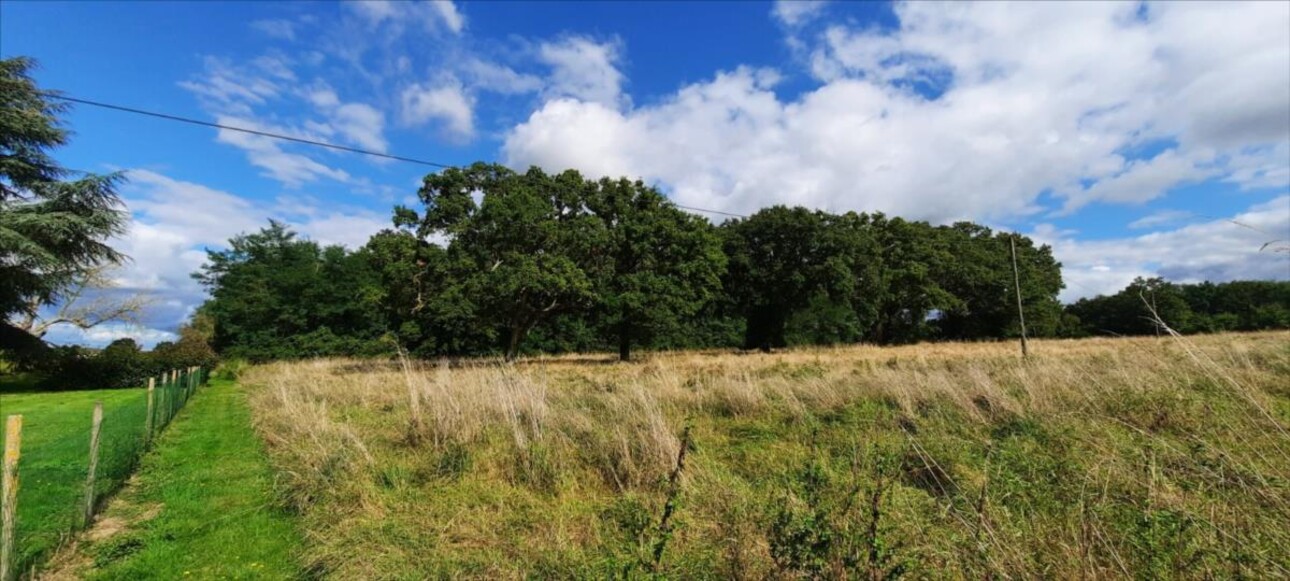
<box><xmin>83</xmin><ymin>402</ymin><xmax>104</xmax><ymax>525</ymax></box>
<box><xmin>1010</xmin><ymin>235</ymin><xmax>1029</xmax><ymax>358</ymax></box>
<box><xmin>1</xmin><ymin>415</ymin><xmax>22</xmax><ymax>581</ymax></box>
<box><xmin>145</xmin><ymin>377</ymin><xmax>156</xmax><ymax>443</ymax></box>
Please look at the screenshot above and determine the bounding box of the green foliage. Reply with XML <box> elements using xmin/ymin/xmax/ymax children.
<box><xmin>1</xmin><ymin>56</ymin><xmax>130</xmax><ymax>351</ymax></box>
<box><xmin>723</xmin><ymin>206</ymin><xmax>876</xmax><ymax>351</ymax></box>
<box><xmin>406</xmin><ymin>163</ymin><xmax>607</xmax><ymax>360</ymax></box>
<box><xmin>1065</xmin><ymin>278</ymin><xmax>1290</xmax><ymax>337</ymax></box>
<box><xmin>194</xmin><ymin>220</ymin><xmax>389</xmax><ymax>361</ymax></box>
<box><xmin>586</xmin><ymin>177</ymin><xmax>726</xmax><ymax>361</ymax></box>
<box><xmin>190</xmin><ymin>159</ymin><xmax>1282</xmax><ymax>363</ymax></box>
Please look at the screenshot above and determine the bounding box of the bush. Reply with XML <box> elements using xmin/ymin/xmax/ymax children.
<box><xmin>32</xmin><ymin>335</ymin><xmax>218</xmax><ymax>391</ymax></box>
<box><xmin>40</xmin><ymin>340</ymin><xmax>153</xmax><ymax>390</ymax></box>
<box><xmin>212</xmin><ymin>358</ymin><xmax>250</xmax><ymax>381</ymax></box>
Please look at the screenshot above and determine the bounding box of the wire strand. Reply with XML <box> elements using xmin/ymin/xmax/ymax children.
<box><xmin>47</xmin><ymin>94</ymin><xmax>452</xmax><ymax>168</ymax></box>
<box><xmin>43</xmin><ymin>93</ymin><xmax>751</xmax><ymax>218</ymax></box>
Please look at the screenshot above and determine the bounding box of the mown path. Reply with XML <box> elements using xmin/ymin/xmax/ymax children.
<box><xmin>43</xmin><ymin>379</ymin><xmax>301</xmax><ymax>580</ymax></box>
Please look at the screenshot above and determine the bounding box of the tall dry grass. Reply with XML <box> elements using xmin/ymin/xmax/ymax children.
<box><xmin>242</xmin><ymin>332</ymin><xmax>1290</xmax><ymax>578</ymax></box>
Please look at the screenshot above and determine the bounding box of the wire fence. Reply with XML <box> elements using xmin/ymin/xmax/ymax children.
<box><xmin>0</xmin><ymin>366</ymin><xmax>207</xmax><ymax>581</ymax></box>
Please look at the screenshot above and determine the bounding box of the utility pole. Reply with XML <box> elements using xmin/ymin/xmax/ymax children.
<box><xmin>1010</xmin><ymin>235</ymin><xmax>1029</xmax><ymax>358</ymax></box>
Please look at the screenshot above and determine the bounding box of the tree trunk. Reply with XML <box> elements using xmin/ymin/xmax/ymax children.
<box><xmin>618</xmin><ymin>324</ymin><xmax>632</xmax><ymax>362</ymax></box>
<box><xmin>505</xmin><ymin>325</ymin><xmax>525</xmax><ymax>362</ymax></box>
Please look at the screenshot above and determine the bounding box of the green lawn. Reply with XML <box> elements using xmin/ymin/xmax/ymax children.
<box><xmin>71</xmin><ymin>379</ymin><xmax>302</xmax><ymax>579</ymax></box>
<box><xmin>0</xmin><ymin>387</ymin><xmax>150</xmax><ymax>575</ymax></box>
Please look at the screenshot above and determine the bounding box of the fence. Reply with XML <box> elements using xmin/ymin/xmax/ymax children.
<box><xmin>0</xmin><ymin>366</ymin><xmax>207</xmax><ymax>580</ymax></box>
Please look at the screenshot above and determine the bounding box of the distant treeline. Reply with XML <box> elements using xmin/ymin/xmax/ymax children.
<box><xmin>193</xmin><ymin>163</ymin><xmax>1286</xmax><ymax>362</ymax></box>
<box><xmin>1065</xmin><ymin>278</ymin><xmax>1290</xmax><ymax>337</ymax></box>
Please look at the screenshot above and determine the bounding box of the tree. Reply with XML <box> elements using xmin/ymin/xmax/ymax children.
<box><xmin>859</xmin><ymin>215</ymin><xmax>958</xmax><ymax>345</ymax></box>
<box><xmin>722</xmin><ymin>206</ymin><xmax>869</xmax><ymax>352</ymax></box>
<box><xmin>194</xmin><ymin>221</ymin><xmax>386</xmax><ymax>360</ymax></box>
<box><xmin>933</xmin><ymin>225</ymin><xmax>1064</xmax><ymax>340</ymax></box>
<box><xmin>13</xmin><ymin>264</ymin><xmax>153</xmax><ymax>338</ymax></box>
<box><xmin>1</xmin><ymin>56</ymin><xmax>129</xmax><ymax>347</ymax></box>
<box><xmin>402</xmin><ymin>163</ymin><xmax>607</xmax><ymax>360</ymax></box>
<box><xmin>585</xmin><ymin>178</ymin><xmax>726</xmax><ymax>361</ymax></box>
<box><xmin>1067</xmin><ymin>278</ymin><xmax>1289</xmax><ymax>337</ymax></box>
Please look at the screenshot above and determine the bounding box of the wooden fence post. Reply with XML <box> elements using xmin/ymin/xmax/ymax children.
<box><xmin>145</xmin><ymin>377</ymin><xmax>156</xmax><ymax>443</ymax></box>
<box><xmin>83</xmin><ymin>402</ymin><xmax>104</xmax><ymax>525</ymax></box>
<box><xmin>1</xmin><ymin>415</ymin><xmax>23</xmax><ymax>581</ymax></box>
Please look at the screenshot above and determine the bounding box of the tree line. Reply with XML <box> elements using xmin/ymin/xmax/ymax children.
<box><xmin>196</xmin><ymin>163</ymin><xmax>1072</xmax><ymax>362</ymax></box>
<box><xmin>1064</xmin><ymin>277</ymin><xmax>1290</xmax><ymax>337</ymax></box>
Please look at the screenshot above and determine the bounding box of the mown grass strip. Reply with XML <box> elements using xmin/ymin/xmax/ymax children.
<box><xmin>68</xmin><ymin>379</ymin><xmax>301</xmax><ymax>580</ymax></box>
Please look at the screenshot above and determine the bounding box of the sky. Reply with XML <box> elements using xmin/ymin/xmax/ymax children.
<box><xmin>2</xmin><ymin>0</ymin><xmax>1288</xmax><ymax>348</ymax></box>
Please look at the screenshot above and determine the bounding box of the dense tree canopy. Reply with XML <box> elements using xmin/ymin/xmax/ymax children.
<box><xmin>722</xmin><ymin>207</ymin><xmax>875</xmax><ymax>351</ymax></box>
<box><xmin>194</xmin><ymin>221</ymin><xmax>386</xmax><ymax>360</ymax></box>
<box><xmin>1</xmin><ymin>57</ymin><xmax>129</xmax><ymax>350</ymax></box>
<box><xmin>1065</xmin><ymin>278</ymin><xmax>1290</xmax><ymax>337</ymax></box>
<box><xmin>192</xmin><ymin>162</ymin><xmax>1286</xmax><ymax>362</ymax></box>
<box><xmin>588</xmin><ymin>178</ymin><xmax>725</xmax><ymax>360</ymax></box>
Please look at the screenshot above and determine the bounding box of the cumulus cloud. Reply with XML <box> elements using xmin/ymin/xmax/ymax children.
<box><xmin>537</xmin><ymin>36</ymin><xmax>627</xmax><ymax>108</ymax></box>
<box><xmin>1035</xmin><ymin>196</ymin><xmax>1290</xmax><ymax>301</ymax></box>
<box><xmin>43</xmin><ymin>322</ymin><xmax>179</xmax><ymax>350</ymax></box>
<box><xmin>1062</xmin><ymin>149</ymin><xmax>1213</xmax><ymax>213</ymax></box>
<box><xmin>401</xmin><ymin>78</ymin><xmax>475</xmax><ymax>139</ymax></box>
<box><xmin>88</xmin><ymin>170</ymin><xmax>391</xmax><ymax>342</ymax></box>
<box><xmin>505</xmin><ymin>2</ymin><xmax>1289</xmax><ymax>223</ymax></box>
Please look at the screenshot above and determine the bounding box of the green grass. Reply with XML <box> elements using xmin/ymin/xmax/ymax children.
<box><xmin>71</xmin><ymin>379</ymin><xmax>302</xmax><ymax>580</ymax></box>
<box><xmin>0</xmin><ymin>387</ymin><xmax>150</xmax><ymax>575</ymax></box>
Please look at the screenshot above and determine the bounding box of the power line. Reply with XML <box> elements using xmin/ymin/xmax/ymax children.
<box><xmin>48</xmin><ymin>93</ymin><xmax>453</xmax><ymax>169</ymax></box>
<box><xmin>673</xmin><ymin>205</ymin><xmax>745</xmax><ymax>218</ymax></box>
<box><xmin>43</xmin><ymin>93</ymin><xmax>750</xmax><ymax>218</ymax></box>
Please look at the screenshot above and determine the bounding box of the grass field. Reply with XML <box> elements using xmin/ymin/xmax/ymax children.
<box><xmin>0</xmin><ymin>388</ymin><xmax>149</xmax><ymax>576</ymax></box>
<box><xmin>243</xmin><ymin>332</ymin><xmax>1290</xmax><ymax>578</ymax></box>
<box><xmin>45</xmin><ymin>379</ymin><xmax>302</xmax><ymax>580</ymax></box>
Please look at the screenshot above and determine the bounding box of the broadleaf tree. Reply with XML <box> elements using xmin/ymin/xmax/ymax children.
<box><xmin>403</xmin><ymin>163</ymin><xmax>608</xmax><ymax>360</ymax></box>
<box><xmin>585</xmin><ymin>178</ymin><xmax>726</xmax><ymax>361</ymax></box>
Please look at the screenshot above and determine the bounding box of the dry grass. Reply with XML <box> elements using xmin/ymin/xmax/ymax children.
<box><xmin>243</xmin><ymin>332</ymin><xmax>1290</xmax><ymax>578</ymax></box>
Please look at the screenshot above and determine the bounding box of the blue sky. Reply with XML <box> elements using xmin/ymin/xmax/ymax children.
<box><xmin>2</xmin><ymin>0</ymin><xmax>1288</xmax><ymax>347</ymax></box>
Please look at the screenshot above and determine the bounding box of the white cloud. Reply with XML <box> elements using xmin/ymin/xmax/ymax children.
<box><xmin>251</xmin><ymin>19</ymin><xmax>297</xmax><ymax>41</ymax></box>
<box><xmin>178</xmin><ymin>57</ymin><xmax>281</xmax><ymax>114</ymax></box>
<box><xmin>429</xmin><ymin>0</ymin><xmax>465</xmax><ymax>34</ymax></box>
<box><xmin>1128</xmin><ymin>209</ymin><xmax>1193</xmax><ymax>230</ymax></box>
<box><xmin>213</xmin><ymin>115</ymin><xmax>352</xmax><ymax>187</ymax></box>
<box><xmin>772</xmin><ymin>0</ymin><xmax>829</xmax><ymax>28</ymax></box>
<box><xmin>43</xmin><ymin>322</ymin><xmax>179</xmax><ymax>350</ymax></box>
<box><xmin>181</xmin><ymin>57</ymin><xmax>392</xmax><ymax>185</ymax></box>
<box><xmin>79</xmin><ymin>170</ymin><xmax>393</xmax><ymax>345</ymax></box>
<box><xmin>346</xmin><ymin>0</ymin><xmax>465</xmax><ymax>35</ymax></box>
<box><xmin>463</xmin><ymin>58</ymin><xmax>543</xmax><ymax>95</ymax></box>
<box><xmin>537</xmin><ymin>37</ymin><xmax>627</xmax><ymax>108</ymax></box>
<box><xmin>505</xmin><ymin>2</ymin><xmax>1289</xmax><ymax>223</ymax></box>
<box><xmin>1035</xmin><ymin>196</ymin><xmax>1290</xmax><ymax>301</ymax></box>
<box><xmin>401</xmin><ymin>79</ymin><xmax>475</xmax><ymax>139</ymax></box>
<box><xmin>1062</xmin><ymin>149</ymin><xmax>1213</xmax><ymax>213</ymax></box>
<box><xmin>330</xmin><ymin>103</ymin><xmax>387</xmax><ymax>153</ymax></box>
